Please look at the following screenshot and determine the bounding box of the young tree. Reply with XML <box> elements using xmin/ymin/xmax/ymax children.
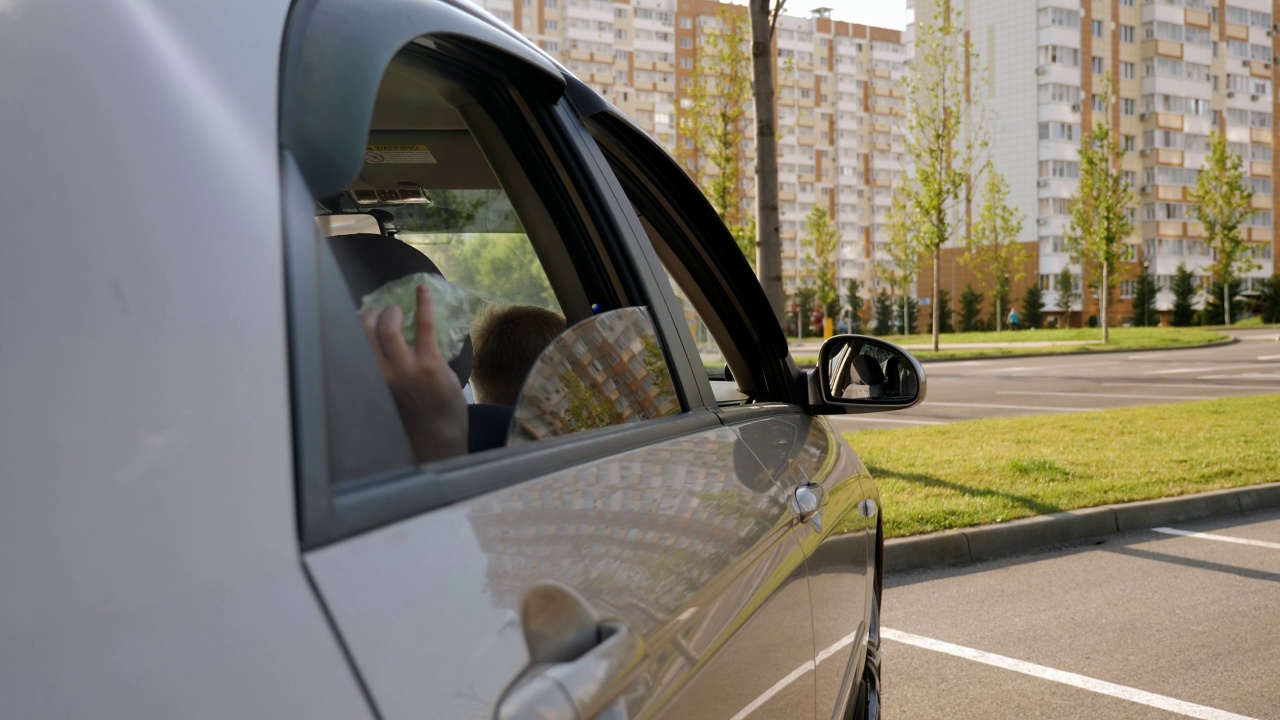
<box><xmin>899</xmin><ymin>3</ymin><xmax>988</xmax><ymax>351</ymax></box>
<box><xmin>965</xmin><ymin>163</ymin><xmax>1026</xmax><ymax>332</ymax></box>
<box><xmin>959</xmin><ymin>283</ymin><xmax>984</xmax><ymax>332</ymax></box>
<box><xmin>1202</xmin><ymin>278</ymin><xmax>1244</xmax><ymax>325</ymax></box>
<box><xmin>678</xmin><ymin>8</ymin><xmax>755</xmax><ymax>267</ymax></box>
<box><xmin>748</xmin><ymin>0</ymin><xmax>788</xmax><ymax>322</ymax></box>
<box><xmin>1188</xmin><ymin>131</ymin><xmax>1258</xmax><ymax>326</ymax></box>
<box><xmin>893</xmin><ymin>295</ymin><xmax>920</xmax><ymax>335</ymax></box>
<box><xmin>1131</xmin><ymin>263</ymin><xmax>1158</xmax><ymax>327</ymax></box>
<box><xmin>883</xmin><ymin>193</ymin><xmax>924</xmax><ymax>336</ymax></box>
<box><xmin>934</xmin><ymin>288</ymin><xmax>954</xmax><ymax>334</ymax></box>
<box><xmin>1054</xmin><ymin>267</ymin><xmax>1078</xmax><ymax>327</ymax></box>
<box><xmin>1021</xmin><ymin>283</ymin><xmax>1045</xmax><ymax>329</ymax></box>
<box><xmin>1261</xmin><ymin>274</ymin><xmax>1280</xmax><ymax>324</ymax></box>
<box><xmin>845</xmin><ymin>278</ymin><xmax>865</xmax><ymax>333</ymax></box>
<box><xmin>794</xmin><ymin>285</ymin><xmax>817</xmax><ymax>338</ymax></box>
<box><xmin>1170</xmin><ymin>262</ymin><xmax>1197</xmax><ymax>327</ymax></box>
<box><xmin>873</xmin><ymin>289</ymin><xmax>895</xmax><ymax>335</ymax></box>
<box><xmin>801</xmin><ymin>204</ymin><xmax>841</xmax><ymax>320</ymax></box>
<box><xmin>1065</xmin><ymin>77</ymin><xmax>1133</xmax><ymax>344</ymax></box>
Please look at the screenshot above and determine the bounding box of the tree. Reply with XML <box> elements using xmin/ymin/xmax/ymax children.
<box><xmin>1054</xmin><ymin>267</ymin><xmax>1078</xmax><ymax>327</ymax></box>
<box><xmin>934</xmin><ymin>288</ymin><xmax>954</xmax><ymax>334</ymax></box>
<box><xmin>883</xmin><ymin>193</ymin><xmax>924</xmax><ymax>336</ymax></box>
<box><xmin>749</xmin><ymin>0</ymin><xmax>787</xmax><ymax>322</ymax></box>
<box><xmin>1021</xmin><ymin>283</ymin><xmax>1045</xmax><ymax>329</ymax></box>
<box><xmin>898</xmin><ymin>3</ymin><xmax>988</xmax><ymax>351</ymax></box>
<box><xmin>1261</xmin><ymin>275</ymin><xmax>1280</xmax><ymax>324</ymax></box>
<box><xmin>677</xmin><ymin>7</ymin><xmax>755</xmax><ymax>269</ymax></box>
<box><xmin>873</xmin><ymin>289</ymin><xmax>895</xmax><ymax>335</ymax></box>
<box><xmin>1131</xmin><ymin>263</ymin><xmax>1158</xmax><ymax>327</ymax></box>
<box><xmin>801</xmin><ymin>204</ymin><xmax>841</xmax><ymax>320</ymax></box>
<box><xmin>1188</xmin><ymin>130</ymin><xmax>1258</xmax><ymax>326</ymax></box>
<box><xmin>793</xmin><ymin>285</ymin><xmax>818</xmax><ymax>338</ymax></box>
<box><xmin>964</xmin><ymin>164</ymin><xmax>1026</xmax><ymax>332</ymax></box>
<box><xmin>894</xmin><ymin>295</ymin><xmax>920</xmax><ymax>335</ymax></box>
<box><xmin>1065</xmin><ymin>76</ymin><xmax>1133</xmax><ymax>344</ymax></box>
<box><xmin>845</xmin><ymin>278</ymin><xmax>865</xmax><ymax>333</ymax></box>
<box><xmin>959</xmin><ymin>284</ymin><xmax>984</xmax><ymax>332</ymax></box>
<box><xmin>1170</xmin><ymin>262</ymin><xmax>1197</xmax><ymax>327</ymax></box>
<box><xmin>1201</xmin><ymin>278</ymin><xmax>1244</xmax><ymax>325</ymax></box>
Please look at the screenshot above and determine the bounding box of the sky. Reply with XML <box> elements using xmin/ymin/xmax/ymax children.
<box><xmin>811</xmin><ymin>0</ymin><xmax>908</xmax><ymax>30</ymax></box>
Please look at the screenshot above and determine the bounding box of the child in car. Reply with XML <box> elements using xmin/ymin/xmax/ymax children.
<box><xmin>470</xmin><ymin>304</ymin><xmax>567</xmax><ymax>406</ymax></box>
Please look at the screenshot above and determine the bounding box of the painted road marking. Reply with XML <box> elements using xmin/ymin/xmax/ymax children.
<box><xmin>729</xmin><ymin>628</ymin><xmax>858</xmax><ymax>720</ymax></box>
<box><xmin>926</xmin><ymin>401</ymin><xmax>1099</xmax><ymax>412</ymax></box>
<box><xmin>1200</xmin><ymin>372</ymin><xmax>1280</xmax><ymax>380</ymax></box>
<box><xmin>972</xmin><ymin>365</ymin><xmax>1039</xmax><ymax>374</ymax></box>
<box><xmin>1153</xmin><ymin>527</ymin><xmax>1280</xmax><ymax>550</ymax></box>
<box><xmin>1102</xmin><ymin>382</ymin><xmax>1280</xmax><ymax>391</ymax></box>
<box><xmin>1259</xmin><ymin>354</ymin><xmax>1280</xmax><ymax>361</ymax></box>
<box><xmin>1143</xmin><ymin>364</ymin><xmax>1270</xmax><ymax>375</ymax></box>
<box><xmin>882</xmin><ymin>628</ymin><xmax>1261</xmax><ymax>720</ymax></box>
<box><xmin>997</xmin><ymin>391</ymin><xmax>1211</xmax><ymax>401</ymax></box>
<box><xmin>835</xmin><ymin>416</ymin><xmax>945</xmax><ymax>425</ymax></box>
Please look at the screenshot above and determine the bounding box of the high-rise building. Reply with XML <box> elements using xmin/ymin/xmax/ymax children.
<box><xmin>910</xmin><ymin>0</ymin><xmax>1278</xmax><ymax>325</ymax></box>
<box><xmin>476</xmin><ymin>0</ymin><xmax>910</xmax><ymax>320</ymax></box>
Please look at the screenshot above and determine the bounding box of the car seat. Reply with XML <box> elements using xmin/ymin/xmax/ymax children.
<box><xmin>846</xmin><ymin>354</ymin><xmax>885</xmax><ymax>399</ymax></box>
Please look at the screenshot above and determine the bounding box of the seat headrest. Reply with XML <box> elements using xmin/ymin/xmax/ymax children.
<box><xmin>851</xmin><ymin>354</ymin><xmax>885</xmax><ymax>385</ymax></box>
<box><xmin>326</xmin><ymin>232</ymin><xmax>473</xmax><ymax>388</ymax></box>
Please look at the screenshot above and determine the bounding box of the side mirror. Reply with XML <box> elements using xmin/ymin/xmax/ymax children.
<box><xmin>806</xmin><ymin>335</ymin><xmax>927</xmax><ymax>414</ymax></box>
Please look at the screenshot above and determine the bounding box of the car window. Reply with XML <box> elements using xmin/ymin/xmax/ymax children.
<box><xmin>296</xmin><ymin>41</ymin><xmax>687</xmax><ymax>489</ymax></box>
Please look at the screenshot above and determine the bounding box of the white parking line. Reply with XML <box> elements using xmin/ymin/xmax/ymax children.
<box><xmin>1259</xmin><ymin>354</ymin><xmax>1280</xmax><ymax>361</ymax></box>
<box><xmin>1143</xmin><ymin>364</ymin><xmax>1269</xmax><ymax>375</ymax></box>
<box><xmin>1101</xmin><ymin>382</ymin><xmax>1280</xmax><ymax>391</ymax></box>
<box><xmin>1152</xmin><ymin>527</ymin><xmax>1280</xmax><ymax>550</ymax></box>
<box><xmin>1199</xmin><ymin>373</ymin><xmax>1280</xmax><ymax>380</ymax></box>
<box><xmin>882</xmin><ymin>628</ymin><xmax>1261</xmax><ymax>720</ymax></box>
<box><xmin>926</xmin><ymin>401</ymin><xmax>1098</xmax><ymax>412</ymax></box>
<box><xmin>997</xmin><ymin>391</ymin><xmax>1210</xmax><ymax>401</ymax></box>
<box><xmin>835</xmin><ymin>416</ymin><xmax>945</xmax><ymax>425</ymax></box>
<box><xmin>971</xmin><ymin>365</ymin><xmax>1039</xmax><ymax>374</ymax></box>
<box><xmin>728</xmin><ymin>629</ymin><xmax>858</xmax><ymax>720</ymax></box>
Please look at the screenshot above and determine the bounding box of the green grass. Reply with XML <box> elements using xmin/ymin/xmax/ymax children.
<box><xmin>845</xmin><ymin>395</ymin><xmax>1280</xmax><ymax>539</ymax></box>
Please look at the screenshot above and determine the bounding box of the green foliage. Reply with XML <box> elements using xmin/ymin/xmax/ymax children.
<box><xmin>1170</xmin><ymin>263</ymin><xmax>1198</xmax><ymax>327</ymax></box>
<box><xmin>1261</xmin><ymin>275</ymin><xmax>1280</xmax><ymax>324</ymax></box>
<box><xmin>873</xmin><ymin>289</ymin><xmax>895</xmax><ymax>335</ymax></box>
<box><xmin>898</xmin><ymin>3</ymin><xmax>988</xmax><ymax>350</ymax></box>
<box><xmin>959</xmin><ymin>284</ymin><xmax>984</xmax><ymax>333</ymax></box>
<box><xmin>933</xmin><ymin>288</ymin><xmax>954</xmax><ymax>334</ymax></box>
<box><xmin>990</xmin><ymin>284</ymin><xmax>1012</xmax><ymax>331</ymax></box>
<box><xmin>965</xmin><ymin>163</ymin><xmax>1026</xmax><ymax>332</ymax></box>
<box><xmin>881</xmin><ymin>193</ymin><xmax>922</xmax><ymax>316</ymax></box>
<box><xmin>1054</xmin><ymin>267</ymin><xmax>1078</xmax><ymax>326</ymax></box>
<box><xmin>1065</xmin><ymin>76</ymin><xmax>1133</xmax><ymax>342</ymax></box>
<box><xmin>801</xmin><ymin>204</ymin><xmax>841</xmax><ymax>317</ymax></box>
<box><xmin>1189</xmin><ymin>131</ymin><xmax>1258</xmax><ymax>325</ymax></box>
<box><xmin>845</xmin><ymin>278</ymin><xmax>865</xmax><ymax>333</ymax></box>
<box><xmin>1020</xmin><ymin>283</ymin><xmax>1044</xmax><ymax>329</ymax></box>
<box><xmin>1200</xmin><ymin>278</ymin><xmax>1245</xmax><ymax>325</ymax></box>
<box><xmin>433</xmin><ymin>233</ymin><xmax>558</xmax><ymax>309</ymax></box>
<box><xmin>793</xmin><ymin>286</ymin><xmax>818</xmax><ymax>336</ymax></box>
<box><xmin>894</xmin><ymin>295</ymin><xmax>920</xmax><ymax>335</ymax></box>
<box><xmin>677</xmin><ymin>7</ymin><xmax>753</xmax><ymax>251</ymax></box>
<box><xmin>1131</xmin><ymin>264</ymin><xmax>1158</xmax><ymax>327</ymax></box>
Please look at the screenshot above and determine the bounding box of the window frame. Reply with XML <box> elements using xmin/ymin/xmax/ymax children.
<box><xmin>281</xmin><ymin>0</ymin><xmax>721</xmax><ymax>549</ymax></box>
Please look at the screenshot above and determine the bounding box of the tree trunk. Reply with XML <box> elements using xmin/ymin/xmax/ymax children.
<box><xmin>1101</xmin><ymin>262</ymin><xmax>1110</xmax><ymax>344</ymax></box>
<box><xmin>995</xmin><ymin>296</ymin><xmax>1002</xmax><ymax>332</ymax></box>
<box><xmin>932</xmin><ymin>247</ymin><xmax>941</xmax><ymax>351</ymax></box>
<box><xmin>1224</xmin><ymin>279</ymin><xmax>1231</xmax><ymax>326</ymax></box>
<box><xmin>749</xmin><ymin>0</ymin><xmax>783</xmax><ymax>324</ymax></box>
<box><xmin>901</xmin><ymin>294</ymin><xmax>908</xmax><ymax>335</ymax></box>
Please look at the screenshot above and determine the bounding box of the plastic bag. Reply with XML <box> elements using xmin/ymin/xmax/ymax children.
<box><xmin>359</xmin><ymin>272</ymin><xmax>471</xmax><ymax>361</ymax></box>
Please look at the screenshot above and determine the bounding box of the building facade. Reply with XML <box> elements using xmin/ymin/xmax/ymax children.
<box><xmin>911</xmin><ymin>0</ymin><xmax>1279</xmax><ymax>325</ymax></box>
<box><xmin>475</xmin><ymin>0</ymin><xmax>910</xmax><ymax>315</ymax></box>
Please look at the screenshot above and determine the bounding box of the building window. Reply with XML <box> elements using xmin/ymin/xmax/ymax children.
<box><xmin>1119</xmin><ymin>25</ymin><xmax>1135</xmax><ymax>44</ymax></box>
<box><xmin>679</xmin><ymin>17</ymin><xmax>691</xmax><ymax>28</ymax></box>
<box><xmin>1121</xmin><ymin>61</ymin><xmax>1135</xmax><ymax>80</ymax></box>
<box><xmin>1121</xmin><ymin>98</ymin><xmax>1136</xmax><ymax>115</ymax></box>
<box><xmin>1123</xmin><ymin>135</ymin><xmax>1136</xmax><ymax>152</ymax></box>
<box><xmin>1092</xmin><ymin>56</ymin><xmax>1104</xmax><ymax>74</ymax></box>
<box><xmin>1092</xmin><ymin>20</ymin><xmax>1103</xmax><ymax>38</ymax></box>
<box><xmin>544</xmin><ymin>19</ymin><xmax>557</xmax><ymax>30</ymax></box>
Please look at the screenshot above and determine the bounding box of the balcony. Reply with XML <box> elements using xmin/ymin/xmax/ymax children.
<box><xmin>1156</xmin><ymin>148</ymin><xmax>1184</xmax><ymax>165</ymax></box>
<box><xmin>1155</xmin><ymin>113</ymin><xmax>1183</xmax><ymax>130</ymax></box>
<box><xmin>1251</xmin><ymin>161</ymin><xmax>1272</xmax><ymax>177</ymax></box>
<box><xmin>1252</xmin><ymin>195</ymin><xmax>1273</xmax><ymax>210</ymax></box>
<box><xmin>1251</xmin><ymin>128</ymin><xmax>1273</xmax><ymax>145</ymax></box>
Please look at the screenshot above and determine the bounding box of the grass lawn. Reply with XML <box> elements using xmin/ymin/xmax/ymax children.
<box><xmin>791</xmin><ymin>327</ymin><xmax>1227</xmax><ymax>365</ymax></box>
<box><xmin>845</xmin><ymin>395</ymin><xmax>1280</xmax><ymax>539</ymax></box>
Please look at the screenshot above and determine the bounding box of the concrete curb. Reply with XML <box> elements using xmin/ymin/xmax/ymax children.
<box><xmin>918</xmin><ymin>336</ymin><xmax>1238</xmax><ymax>364</ymax></box>
<box><xmin>885</xmin><ymin>481</ymin><xmax>1280</xmax><ymax>574</ymax></box>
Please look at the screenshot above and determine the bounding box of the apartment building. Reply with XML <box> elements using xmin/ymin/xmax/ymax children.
<box><xmin>475</xmin><ymin>0</ymin><xmax>909</xmax><ymax>311</ymax></box>
<box><xmin>911</xmin><ymin>0</ymin><xmax>1279</xmax><ymax>325</ymax></box>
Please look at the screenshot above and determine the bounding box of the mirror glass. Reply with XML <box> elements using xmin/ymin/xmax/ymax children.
<box><xmin>823</xmin><ymin>339</ymin><xmax>921</xmax><ymax>403</ymax></box>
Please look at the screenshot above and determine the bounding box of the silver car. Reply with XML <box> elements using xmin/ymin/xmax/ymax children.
<box><xmin>0</xmin><ymin>0</ymin><xmax>924</xmax><ymax>718</ymax></box>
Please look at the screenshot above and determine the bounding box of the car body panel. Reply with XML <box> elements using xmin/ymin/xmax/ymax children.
<box><xmin>0</xmin><ymin>0</ymin><xmax>370</xmax><ymax>716</ymax></box>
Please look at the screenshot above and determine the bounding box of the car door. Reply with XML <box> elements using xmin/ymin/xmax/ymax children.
<box><xmin>576</xmin><ymin>93</ymin><xmax>880</xmax><ymax>720</ymax></box>
<box><xmin>280</xmin><ymin>3</ymin><xmax>817</xmax><ymax>719</ymax></box>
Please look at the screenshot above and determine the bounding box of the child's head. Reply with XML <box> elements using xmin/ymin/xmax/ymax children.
<box><xmin>470</xmin><ymin>304</ymin><xmax>567</xmax><ymax>406</ymax></box>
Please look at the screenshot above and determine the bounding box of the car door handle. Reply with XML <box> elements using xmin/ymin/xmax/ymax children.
<box><xmin>792</xmin><ymin>482</ymin><xmax>825</xmax><ymax>524</ymax></box>
<box><xmin>497</xmin><ymin>620</ymin><xmax>646</xmax><ymax>720</ymax></box>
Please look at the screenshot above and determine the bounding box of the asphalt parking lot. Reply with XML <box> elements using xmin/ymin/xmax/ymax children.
<box><xmin>880</xmin><ymin>508</ymin><xmax>1280</xmax><ymax>719</ymax></box>
<box><xmin>830</xmin><ymin>329</ymin><xmax>1280</xmax><ymax>432</ymax></box>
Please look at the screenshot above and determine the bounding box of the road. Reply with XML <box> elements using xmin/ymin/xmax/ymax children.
<box><xmin>878</xmin><ymin>509</ymin><xmax>1280</xmax><ymax>719</ymax></box>
<box><xmin>830</xmin><ymin>329</ymin><xmax>1280</xmax><ymax>432</ymax></box>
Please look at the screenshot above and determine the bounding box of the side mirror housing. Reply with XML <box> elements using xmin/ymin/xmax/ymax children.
<box><xmin>806</xmin><ymin>335</ymin><xmax>927</xmax><ymax>414</ymax></box>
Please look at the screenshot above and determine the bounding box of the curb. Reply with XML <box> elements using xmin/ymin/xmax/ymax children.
<box><xmin>917</xmin><ymin>336</ymin><xmax>1238</xmax><ymax>364</ymax></box>
<box><xmin>884</xmin><ymin>481</ymin><xmax>1280</xmax><ymax>574</ymax></box>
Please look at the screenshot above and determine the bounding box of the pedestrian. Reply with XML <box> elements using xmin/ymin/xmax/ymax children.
<box><xmin>1007</xmin><ymin>307</ymin><xmax>1020</xmax><ymax>330</ymax></box>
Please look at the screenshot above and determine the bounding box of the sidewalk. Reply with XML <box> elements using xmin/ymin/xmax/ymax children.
<box><xmin>789</xmin><ymin>338</ymin><xmax>1103</xmax><ymax>354</ymax></box>
<box><xmin>884</xmin><ymin>482</ymin><xmax>1280</xmax><ymax>573</ymax></box>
